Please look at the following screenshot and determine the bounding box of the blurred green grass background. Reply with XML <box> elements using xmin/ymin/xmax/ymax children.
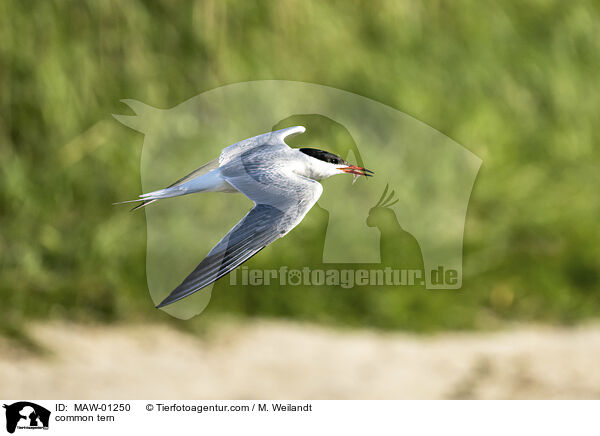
<box><xmin>1</xmin><ymin>0</ymin><xmax>599</xmax><ymax>338</ymax></box>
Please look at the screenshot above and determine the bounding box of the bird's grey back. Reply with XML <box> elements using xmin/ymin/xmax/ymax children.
<box><xmin>218</xmin><ymin>126</ymin><xmax>305</xmax><ymax>165</ymax></box>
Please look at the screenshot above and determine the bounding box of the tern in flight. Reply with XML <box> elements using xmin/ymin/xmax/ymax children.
<box><xmin>117</xmin><ymin>126</ymin><xmax>373</xmax><ymax>308</ymax></box>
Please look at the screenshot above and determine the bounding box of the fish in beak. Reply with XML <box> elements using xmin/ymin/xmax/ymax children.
<box><xmin>340</xmin><ymin>165</ymin><xmax>374</xmax><ymax>183</ymax></box>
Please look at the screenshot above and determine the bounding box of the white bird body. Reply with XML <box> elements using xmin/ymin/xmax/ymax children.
<box><xmin>141</xmin><ymin>146</ymin><xmax>345</xmax><ymax>200</ymax></box>
<box><xmin>117</xmin><ymin>126</ymin><xmax>372</xmax><ymax>307</ymax></box>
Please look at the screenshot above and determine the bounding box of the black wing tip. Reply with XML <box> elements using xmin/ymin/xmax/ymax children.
<box><xmin>155</xmin><ymin>287</ymin><xmax>200</xmax><ymax>309</ymax></box>
<box><xmin>155</xmin><ymin>294</ymin><xmax>180</xmax><ymax>308</ymax></box>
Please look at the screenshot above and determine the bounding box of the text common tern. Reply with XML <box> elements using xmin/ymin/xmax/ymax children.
<box><xmin>117</xmin><ymin>126</ymin><xmax>373</xmax><ymax>307</ymax></box>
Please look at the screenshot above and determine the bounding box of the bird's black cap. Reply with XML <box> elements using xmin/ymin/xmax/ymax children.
<box><xmin>299</xmin><ymin>148</ymin><xmax>348</xmax><ymax>165</ymax></box>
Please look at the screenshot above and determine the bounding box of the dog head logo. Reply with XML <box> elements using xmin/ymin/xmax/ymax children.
<box><xmin>3</xmin><ymin>402</ymin><xmax>50</xmax><ymax>434</ymax></box>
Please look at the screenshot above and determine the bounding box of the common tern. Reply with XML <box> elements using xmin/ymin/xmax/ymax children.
<box><xmin>117</xmin><ymin>126</ymin><xmax>373</xmax><ymax>307</ymax></box>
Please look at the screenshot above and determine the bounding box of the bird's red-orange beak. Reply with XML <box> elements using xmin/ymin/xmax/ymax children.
<box><xmin>340</xmin><ymin>165</ymin><xmax>374</xmax><ymax>184</ymax></box>
<box><xmin>340</xmin><ymin>165</ymin><xmax>374</xmax><ymax>177</ymax></box>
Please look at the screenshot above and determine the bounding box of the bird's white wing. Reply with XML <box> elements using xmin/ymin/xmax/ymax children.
<box><xmin>218</xmin><ymin>125</ymin><xmax>305</xmax><ymax>165</ymax></box>
<box><xmin>148</xmin><ymin>126</ymin><xmax>303</xmax><ymax>193</ymax></box>
<box><xmin>156</xmin><ymin>147</ymin><xmax>321</xmax><ymax>308</ymax></box>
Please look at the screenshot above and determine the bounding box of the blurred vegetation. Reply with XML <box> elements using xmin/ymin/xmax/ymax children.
<box><xmin>1</xmin><ymin>0</ymin><xmax>599</xmax><ymax>338</ymax></box>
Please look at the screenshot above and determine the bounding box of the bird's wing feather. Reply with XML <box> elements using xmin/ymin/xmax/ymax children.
<box><xmin>156</xmin><ymin>204</ymin><xmax>286</xmax><ymax>307</ymax></box>
<box><xmin>218</xmin><ymin>126</ymin><xmax>305</xmax><ymax>165</ymax></box>
<box><xmin>156</xmin><ymin>155</ymin><xmax>322</xmax><ymax>308</ymax></box>
<box><xmin>165</xmin><ymin>158</ymin><xmax>220</xmax><ymax>188</ymax></box>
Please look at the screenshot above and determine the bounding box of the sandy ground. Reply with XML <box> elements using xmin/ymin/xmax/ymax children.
<box><xmin>1</xmin><ymin>320</ymin><xmax>599</xmax><ymax>399</ymax></box>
